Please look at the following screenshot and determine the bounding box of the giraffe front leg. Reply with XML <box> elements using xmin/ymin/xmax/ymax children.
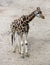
<box><xmin>25</xmin><ymin>40</ymin><xmax>29</xmax><ymax>57</ymax></box>
<box><xmin>20</xmin><ymin>34</ymin><xmax>24</xmax><ymax>58</ymax></box>
<box><xmin>24</xmin><ymin>33</ymin><xmax>29</xmax><ymax>57</ymax></box>
<box><xmin>21</xmin><ymin>40</ymin><xmax>24</xmax><ymax>58</ymax></box>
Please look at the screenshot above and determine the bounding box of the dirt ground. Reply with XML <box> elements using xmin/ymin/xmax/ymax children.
<box><xmin>0</xmin><ymin>0</ymin><xmax>50</xmax><ymax>65</ymax></box>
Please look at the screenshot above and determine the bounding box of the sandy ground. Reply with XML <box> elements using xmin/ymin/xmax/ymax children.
<box><xmin>0</xmin><ymin>0</ymin><xmax>50</xmax><ymax>65</ymax></box>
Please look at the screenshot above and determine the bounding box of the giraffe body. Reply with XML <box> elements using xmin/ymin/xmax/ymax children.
<box><xmin>10</xmin><ymin>7</ymin><xmax>45</xmax><ymax>58</ymax></box>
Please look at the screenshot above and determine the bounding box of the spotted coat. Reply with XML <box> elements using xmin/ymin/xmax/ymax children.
<box><xmin>11</xmin><ymin>15</ymin><xmax>29</xmax><ymax>35</ymax></box>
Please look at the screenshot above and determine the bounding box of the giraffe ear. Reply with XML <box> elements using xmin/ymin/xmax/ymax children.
<box><xmin>37</xmin><ymin>7</ymin><xmax>41</xmax><ymax>11</ymax></box>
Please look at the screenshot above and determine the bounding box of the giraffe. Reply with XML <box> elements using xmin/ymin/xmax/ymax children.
<box><xmin>10</xmin><ymin>7</ymin><xmax>45</xmax><ymax>58</ymax></box>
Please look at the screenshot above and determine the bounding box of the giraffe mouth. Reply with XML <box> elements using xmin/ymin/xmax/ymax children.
<box><xmin>39</xmin><ymin>13</ymin><xmax>45</xmax><ymax>19</ymax></box>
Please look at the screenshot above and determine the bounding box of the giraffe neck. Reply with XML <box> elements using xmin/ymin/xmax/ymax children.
<box><xmin>27</xmin><ymin>11</ymin><xmax>35</xmax><ymax>23</ymax></box>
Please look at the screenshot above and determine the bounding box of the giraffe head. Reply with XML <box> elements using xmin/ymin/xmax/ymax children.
<box><xmin>34</xmin><ymin>7</ymin><xmax>45</xmax><ymax>19</ymax></box>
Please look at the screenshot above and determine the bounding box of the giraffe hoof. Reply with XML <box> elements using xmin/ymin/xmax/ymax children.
<box><xmin>25</xmin><ymin>53</ymin><xmax>29</xmax><ymax>57</ymax></box>
<box><xmin>13</xmin><ymin>51</ymin><xmax>16</xmax><ymax>53</ymax></box>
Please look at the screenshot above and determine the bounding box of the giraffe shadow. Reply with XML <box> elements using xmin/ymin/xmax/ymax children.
<box><xmin>28</xmin><ymin>37</ymin><xmax>35</xmax><ymax>54</ymax></box>
<box><xmin>28</xmin><ymin>37</ymin><xmax>48</xmax><ymax>55</ymax></box>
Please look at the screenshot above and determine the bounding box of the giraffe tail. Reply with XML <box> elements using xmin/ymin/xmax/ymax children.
<box><xmin>11</xmin><ymin>34</ymin><xmax>13</xmax><ymax>45</ymax></box>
